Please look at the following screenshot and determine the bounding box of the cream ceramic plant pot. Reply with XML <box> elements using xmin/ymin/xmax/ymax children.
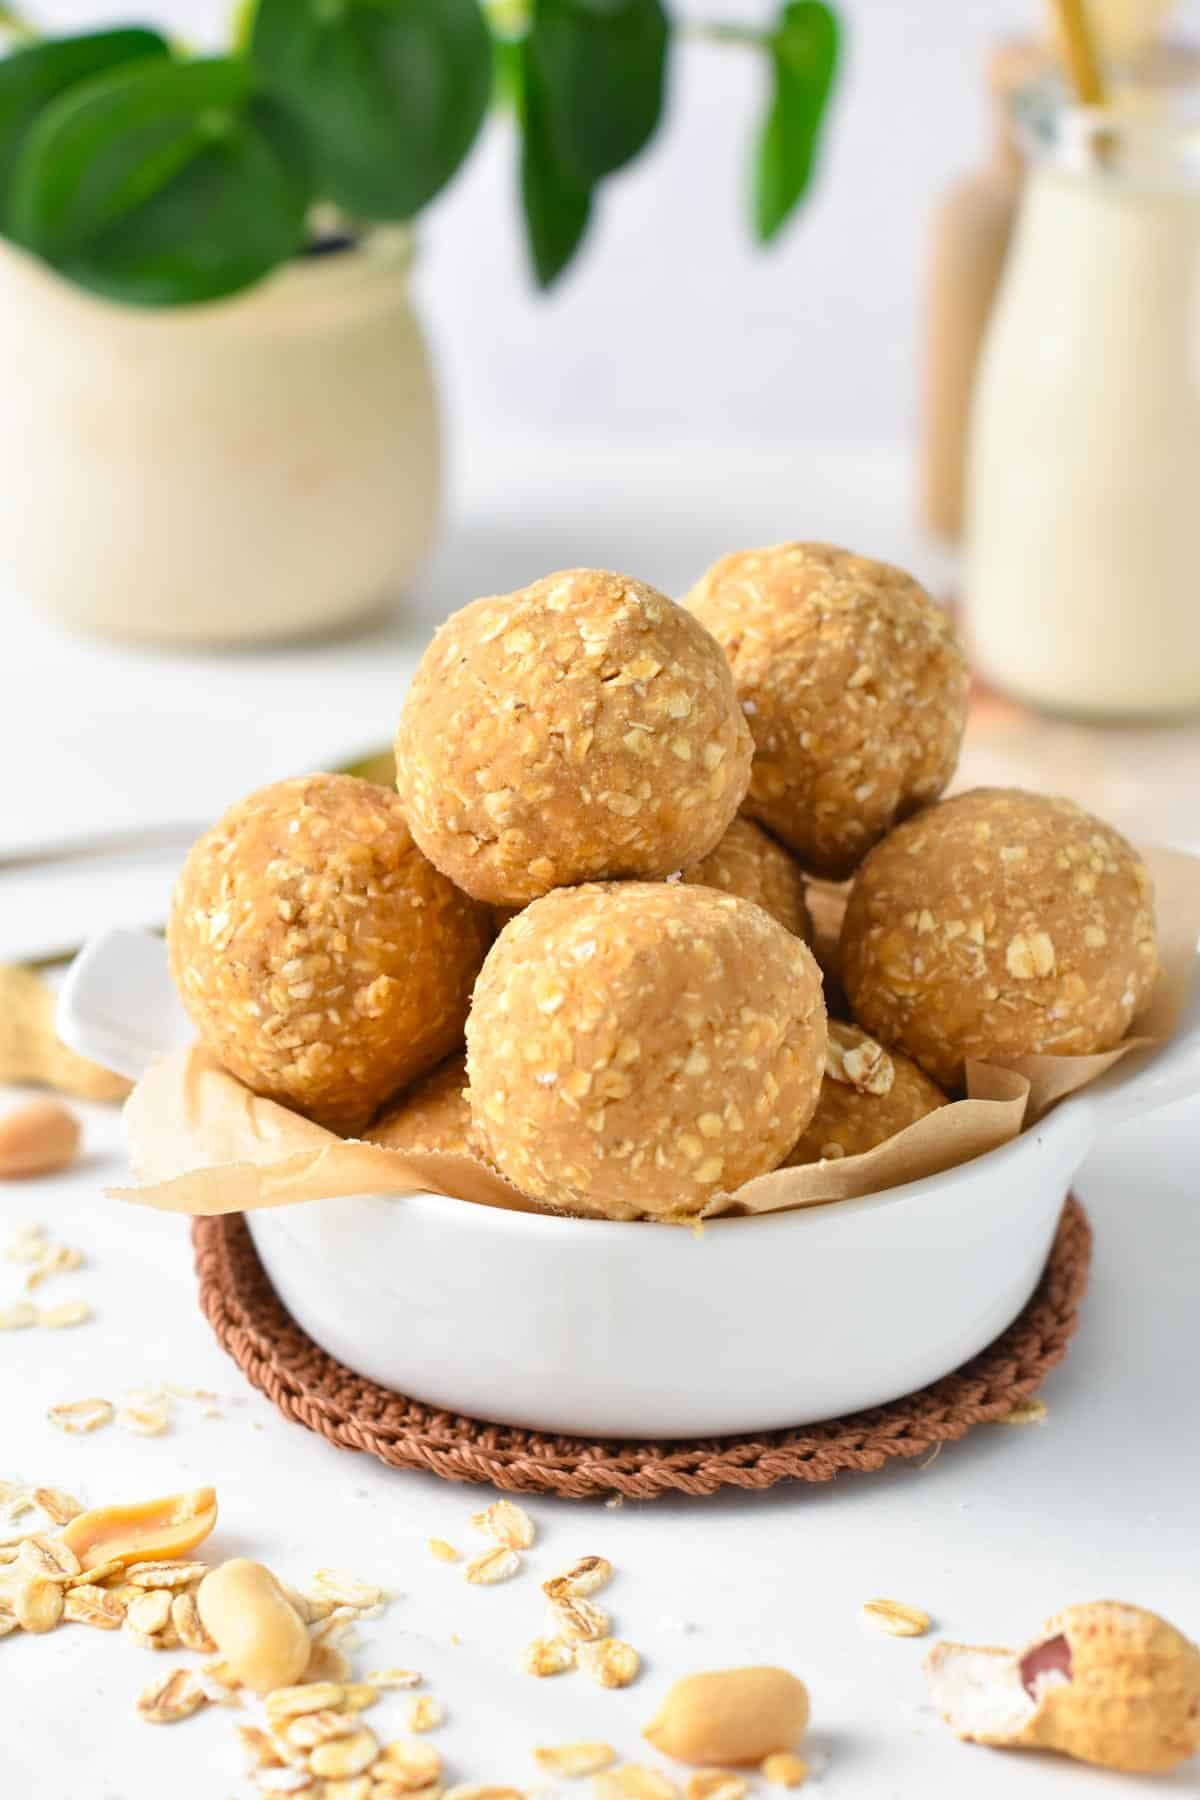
<box><xmin>0</xmin><ymin>230</ymin><xmax>439</xmax><ymax>645</ymax></box>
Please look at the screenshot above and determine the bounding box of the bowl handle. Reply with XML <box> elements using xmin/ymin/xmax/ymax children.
<box><xmin>55</xmin><ymin>928</ymin><xmax>191</xmax><ymax>1085</ymax></box>
<box><xmin>1083</xmin><ymin>961</ymin><xmax>1200</xmax><ymax>1136</ymax></box>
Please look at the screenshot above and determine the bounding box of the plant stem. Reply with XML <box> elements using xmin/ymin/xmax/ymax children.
<box><xmin>686</xmin><ymin>21</ymin><xmax>771</xmax><ymax>50</ymax></box>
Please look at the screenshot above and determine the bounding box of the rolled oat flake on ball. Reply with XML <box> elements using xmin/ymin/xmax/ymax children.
<box><xmin>394</xmin><ymin>568</ymin><xmax>754</xmax><ymax>905</ymax></box>
<box><xmin>466</xmin><ymin>882</ymin><xmax>827</xmax><ymax>1220</ymax></box>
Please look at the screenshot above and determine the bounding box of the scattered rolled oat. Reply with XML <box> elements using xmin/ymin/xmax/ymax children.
<box><xmin>308</xmin><ymin>1569</ymin><xmax>387</xmax><ymax>1611</ymax></box>
<box><xmin>594</xmin><ymin>1765</ymin><xmax>677</xmax><ymax>1800</ymax></box>
<box><xmin>406</xmin><ymin>1695</ymin><xmax>445</xmax><ymax>1732</ymax></box>
<box><xmin>543</xmin><ymin>1556</ymin><xmax>612</xmax><ymax>1601</ymax></box>
<box><xmin>24</xmin><ymin>1242</ymin><xmax>84</xmax><ymax>1290</ymax></box>
<box><xmin>117</xmin><ymin>1390</ymin><xmax>172</xmax><ymax>1437</ymax></box>
<box><xmin>126</xmin><ymin>1559</ymin><xmax>209</xmax><ymax>1589</ymax></box>
<box><xmin>126</xmin><ymin>1588</ymin><xmax>173</xmax><ymax>1638</ymax></box>
<box><xmin>37</xmin><ymin>1300</ymin><xmax>92</xmax><ymax>1329</ymax></box>
<box><xmin>377</xmin><ymin>1736</ymin><xmax>442</xmax><ymax>1788</ymax></box>
<box><xmin>443</xmin><ymin>1789</ymin><xmax>523</xmax><ymax>1800</ymax></box>
<box><xmin>137</xmin><ymin>1667</ymin><xmax>208</xmax><ymax>1724</ymax></box>
<box><xmin>365</xmin><ymin>1668</ymin><xmax>423</xmax><ymax>1690</ymax></box>
<box><xmin>309</xmin><ymin>1724</ymin><xmax>379</xmax><ymax>1778</ymax></box>
<box><xmin>578</xmin><ymin>1637</ymin><xmax>641</xmax><ymax>1689</ymax></box>
<box><xmin>266</xmin><ymin>1681</ymin><xmax>349</xmax><ymax>1721</ymax></box>
<box><xmin>471</xmin><ymin>1500</ymin><xmax>536</xmax><ymax>1550</ymax></box>
<box><xmin>237</xmin><ymin>1722</ymin><xmax>284</xmax><ymax>1769</ymax></box>
<box><xmin>169</xmin><ymin>1589</ymin><xmax>215</xmax><ymax>1651</ymax></box>
<box><xmin>47</xmin><ymin>1396</ymin><xmax>113</xmax><ymax>1434</ymax></box>
<box><xmin>760</xmin><ymin>1753</ymin><xmax>808</xmax><ymax>1788</ymax></box>
<box><xmin>428</xmin><ymin>1538</ymin><xmax>459</xmax><ymax>1563</ymax></box>
<box><xmin>16</xmin><ymin>1576</ymin><xmax>65</xmax><ymax>1633</ymax></box>
<box><xmin>534</xmin><ymin>1742</ymin><xmax>617</xmax><ymax>1778</ymax></box>
<box><xmin>286</xmin><ymin>1708</ymin><xmax>359</xmax><ymax>1749</ymax></box>
<box><xmin>999</xmin><ymin>1397</ymin><xmax>1048</xmax><ymax>1426</ymax></box>
<box><xmin>861</xmin><ymin>1599</ymin><xmax>932</xmax><ymax>1639</ymax></box>
<box><xmin>465</xmin><ymin>1546</ymin><xmax>521</xmax><ymax>1587</ymax></box>
<box><xmin>340</xmin><ymin>1683</ymin><xmax>379</xmax><ymax>1711</ymax></box>
<box><xmin>0</xmin><ymin>1302</ymin><xmax>36</xmax><ymax>1330</ymax></box>
<box><xmin>30</xmin><ymin>1487</ymin><xmax>83</xmax><ymax>1526</ymax></box>
<box><xmin>547</xmin><ymin>1596</ymin><xmax>610</xmax><ymax>1643</ymax></box>
<box><xmin>521</xmin><ymin>1635</ymin><xmax>576</xmax><ymax>1677</ymax></box>
<box><xmin>685</xmin><ymin>1776</ymin><xmax>748</xmax><ymax>1800</ymax></box>
<box><xmin>63</xmin><ymin>1584</ymin><xmax>125</xmax><ymax>1629</ymax></box>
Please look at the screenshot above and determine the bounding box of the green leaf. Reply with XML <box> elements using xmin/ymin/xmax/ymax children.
<box><xmin>250</xmin><ymin>0</ymin><xmax>491</xmax><ymax>219</ymax></box>
<box><xmin>518</xmin><ymin>38</ymin><xmax>591</xmax><ymax>288</ymax></box>
<box><xmin>8</xmin><ymin>58</ymin><xmax>311</xmax><ymax>306</ymax></box>
<box><xmin>753</xmin><ymin>0</ymin><xmax>839</xmax><ymax>244</ymax></box>
<box><xmin>0</xmin><ymin>27</ymin><xmax>170</xmax><ymax>207</ymax></box>
<box><xmin>526</xmin><ymin>0</ymin><xmax>667</xmax><ymax>185</ymax></box>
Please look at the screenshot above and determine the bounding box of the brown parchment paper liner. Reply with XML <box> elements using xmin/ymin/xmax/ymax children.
<box><xmin>115</xmin><ymin>845</ymin><xmax>1200</xmax><ymax>1223</ymax></box>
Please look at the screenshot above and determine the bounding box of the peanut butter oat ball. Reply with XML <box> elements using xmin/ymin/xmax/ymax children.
<box><xmin>840</xmin><ymin>788</ymin><xmax>1158</xmax><ymax>1089</ymax></box>
<box><xmin>686</xmin><ymin>542</ymin><xmax>969</xmax><ymax>879</ymax></box>
<box><xmin>394</xmin><ymin>569</ymin><xmax>753</xmax><ymax>906</ymax></box>
<box><xmin>682</xmin><ymin>817</ymin><xmax>812</xmax><ymax>941</ymax></box>
<box><xmin>366</xmin><ymin>1053</ymin><xmax>471</xmax><ymax>1156</ymax></box>
<box><xmin>786</xmin><ymin>1020</ymin><xmax>947</xmax><ymax>1165</ymax></box>
<box><xmin>168</xmin><ymin>775</ymin><xmax>492</xmax><ymax>1135</ymax></box>
<box><xmin>466</xmin><ymin>883</ymin><xmax>827</xmax><ymax>1219</ymax></box>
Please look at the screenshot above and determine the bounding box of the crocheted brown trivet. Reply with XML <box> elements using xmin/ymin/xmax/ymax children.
<box><xmin>192</xmin><ymin>1197</ymin><xmax>1090</xmax><ymax>1499</ymax></box>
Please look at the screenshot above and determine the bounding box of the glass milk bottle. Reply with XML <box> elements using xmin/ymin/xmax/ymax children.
<box><xmin>965</xmin><ymin>75</ymin><xmax>1200</xmax><ymax>718</ymax></box>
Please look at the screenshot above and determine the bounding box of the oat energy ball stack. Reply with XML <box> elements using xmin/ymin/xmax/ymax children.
<box><xmin>686</xmin><ymin>542</ymin><xmax>969</xmax><ymax>879</ymax></box>
<box><xmin>682</xmin><ymin>816</ymin><xmax>812</xmax><ymax>940</ymax></box>
<box><xmin>466</xmin><ymin>883</ymin><xmax>827</xmax><ymax>1219</ymax></box>
<box><xmin>167</xmin><ymin>775</ymin><xmax>492</xmax><ymax>1135</ymax></box>
<box><xmin>366</xmin><ymin>1053</ymin><xmax>471</xmax><ymax>1156</ymax></box>
<box><xmin>786</xmin><ymin>1020</ymin><xmax>946</xmax><ymax>1165</ymax></box>
<box><xmin>840</xmin><ymin>788</ymin><xmax>1159</xmax><ymax>1089</ymax></box>
<box><xmin>394</xmin><ymin>569</ymin><xmax>753</xmax><ymax>905</ymax></box>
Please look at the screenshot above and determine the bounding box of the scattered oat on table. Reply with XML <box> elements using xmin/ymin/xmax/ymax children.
<box><xmin>998</xmin><ymin>1397</ymin><xmax>1048</xmax><ymax>1426</ymax></box>
<box><xmin>861</xmin><ymin>1598</ymin><xmax>932</xmax><ymax>1638</ymax></box>
<box><xmin>521</xmin><ymin>1635</ymin><xmax>576</xmax><ymax>1677</ymax></box>
<box><xmin>471</xmin><ymin>1499</ymin><xmax>536</xmax><ymax>1550</ymax></box>
<box><xmin>577</xmin><ymin>1637</ymin><xmax>641</xmax><ymax>1689</ymax></box>
<box><xmin>406</xmin><ymin>1694</ymin><xmax>445</xmax><ymax>1732</ymax></box>
<box><xmin>428</xmin><ymin>1537</ymin><xmax>459</xmax><ymax>1563</ymax></box>
<box><xmin>544</xmin><ymin>1555</ymin><xmax>612</xmax><ymax>1600</ymax></box>
<box><xmin>534</xmin><ymin>1742</ymin><xmax>617</xmax><ymax>1778</ymax></box>
<box><xmin>465</xmin><ymin>1545</ymin><xmax>521</xmax><ymax>1586</ymax></box>
<box><xmin>47</xmin><ymin>1397</ymin><xmax>113</xmax><ymax>1434</ymax></box>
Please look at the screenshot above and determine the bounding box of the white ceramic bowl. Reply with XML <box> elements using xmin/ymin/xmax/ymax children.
<box><xmin>60</xmin><ymin>928</ymin><xmax>1200</xmax><ymax>1439</ymax></box>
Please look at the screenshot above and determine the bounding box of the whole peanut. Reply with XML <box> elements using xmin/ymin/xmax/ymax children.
<box><xmin>0</xmin><ymin>1099</ymin><xmax>80</xmax><ymax>1178</ymax></box>
<box><xmin>644</xmin><ymin>1667</ymin><xmax>810</xmax><ymax>1766</ymax></box>
<box><xmin>197</xmin><ymin>1559</ymin><xmax>310</xmax><ymax>1694</ymax></box>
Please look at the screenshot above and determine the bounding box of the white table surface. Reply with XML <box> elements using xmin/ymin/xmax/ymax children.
<box><xmin>4</xmin><ymin>439</ymin><xmax>1200</xmax><ymax>1798</ymax></box>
